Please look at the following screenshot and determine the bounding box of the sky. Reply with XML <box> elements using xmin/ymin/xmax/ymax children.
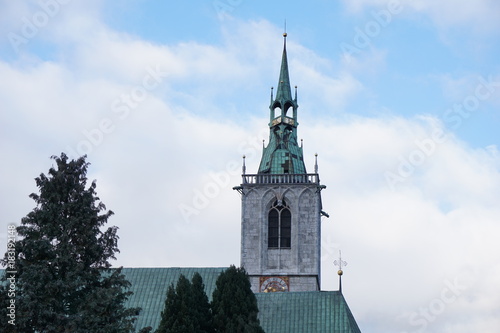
<box><xmin>1</xmin><ymin>0</ymin><xmax>500</xmax><ymax>332</ymax></box>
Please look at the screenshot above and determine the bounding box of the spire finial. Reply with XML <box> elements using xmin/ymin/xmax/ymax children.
<box><xmin>242</xmin><ymin>155</ymin><xmax>246</xmax><ymax>175</ymax></box>
<box><xmin>314</xmin><ymin>153</ymin><xmax>318</xmax><ymax>173</ymax></box>
<box><xmin>334</xmin><ymin>250</ymin><xmax>348</xmax><ymax>293</ymax></box>
<box><xmin>275</xmin><ymin>28</ymin><xmax>292</xmax><ymax>104</ymax></box>
<box><xmin>283</xmin><ymin>19</ymin><xmax>287</xmax><ymax>38</ymax></box>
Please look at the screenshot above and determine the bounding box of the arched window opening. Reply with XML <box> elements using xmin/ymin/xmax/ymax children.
<box><xmin>280</xmin><ymin>209</ymin><xmax>291</xmax><ymax>247</ymax></box>
<box><xmin>273</xmin><ymin>106</ymin><xmax>281</xmax><ymax>117</ymax></box>
<box><xmin>268</xmin><ymin>210</ymin><xmax>279</xmax><ymax>248</ymax></box>
<box><xmin>268</xmin><ymin>199</ymin><xmax>292</xmax><ymax>248</ymax></box>
<box><xmin>272</xmin><ymin>102</ymin><xmax>282</xmax><ymax>120</ymax></box>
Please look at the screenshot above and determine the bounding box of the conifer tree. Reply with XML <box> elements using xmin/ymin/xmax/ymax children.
<box><xmin>0</xmin><ymin>153</ymin><xmax>139</xmax><ymax>333</ymax></box>
<box><xmin>155</xmin><ymin>284</ymin><xmax>178</xmax><ymax>333</ymax></box>
<box><xmin>156</xmin><ymin>273</ymin><xmax>214</xmax><ymax>333</ymax></box>
<box><xmin>191</xmin><ymin>272</ymin><xmax>214</xmax><ymax>333</ymax></box>
<box><xmin>211</xmin><ymin>266</ymin><xmax>264</xmax><ymax>333</ymax></box>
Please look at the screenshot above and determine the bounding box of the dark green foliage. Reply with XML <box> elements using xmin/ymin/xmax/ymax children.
<box><xmin>0</xmin><ymin>153</ymin><xmax>139</xmax><ymax>333</ymax></box>
<box><xmin>156</xmin><ymin>273</ymin><xmax>213</xmax><ymax>333</ymax></box>
<box><xmin>211</xmin><ymin>266</ymin><xmax>265</xmax><ymax>333</ymax></box>
<box><xmin>191</xmin><ymin>273</ymin><xmax>213</xmax><ymax>333</ymax></box>
<box><xmin>156</xmin><ymin>285</ymin><xmax>179</xmax><ymax>333</ymax></box>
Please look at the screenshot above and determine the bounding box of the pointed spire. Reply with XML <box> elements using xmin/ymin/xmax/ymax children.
<box><xmin>258</xmin><ymin>32</ymin><xmax>306</xmax><ymax>175</ymax></box>
<box><xmin>275</xmin><ymin>33</ymin><xmax>293</xmax><ymax>103</ymax></box>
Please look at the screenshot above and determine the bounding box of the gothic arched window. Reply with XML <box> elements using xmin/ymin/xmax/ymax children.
<box><xmin>268</xmin><ymin>199</ymin><xmax>291</xmax><ymax>248</ymax></box>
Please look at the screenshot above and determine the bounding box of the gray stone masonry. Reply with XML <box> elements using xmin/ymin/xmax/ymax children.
<box><xmin>240</xmin><ymin>181</ymin><xmax>322</xmax><ymax>292</ymax></box>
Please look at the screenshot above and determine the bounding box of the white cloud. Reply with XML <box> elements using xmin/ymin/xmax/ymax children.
<box><xmin>436</xmin><ymin>73</ymin><xmax>500</xmax><ymax>107</ymax></box>
<box><xmin>341</xmin><ymin>0</ymin><xmax>500</xmax><ymax>34</ymax></box>
<box><xmin>311</xmin><ymin>116</ymin><xmax>500</xmax><ymax>332</ymax></box>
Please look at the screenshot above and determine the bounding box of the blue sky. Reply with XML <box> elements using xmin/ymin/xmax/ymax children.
<box><xmin>90</xmin><ymin>0</ymin><xmax>500</xmax><ymax>148</ymax></box>
<box><xmin>1</xmin><ymin>1</ymin><xmax>500</xmax><ymax>332</ymax></box>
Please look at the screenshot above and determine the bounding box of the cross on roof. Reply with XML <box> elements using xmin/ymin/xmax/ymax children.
<box><xmin>334</xmin><ymin>250</ymin><xmax>348</xmax><ymax>293</ymax></box>
<box><xmin>334</xmin><ymin>250</ymin><xmax>348</xmax><ymax>271</ymax></box>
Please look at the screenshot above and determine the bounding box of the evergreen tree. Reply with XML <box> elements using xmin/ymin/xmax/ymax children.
<box><xmin>211</xmin><ymin>266</ymin><xmax>264</xmax><ymax>333</ymax></box>
<box><xmin>156</xmin><ymin>273</ymin><xmax>213</xmax><ymax>333</ymax></box>
<box><xmin>191</xmin><ymin>272</ymin><xmax>213</xmax><ymax>333</ymax></box>
<box><xmin>156</xmin><ymin>284</ymin><xmax>178</xmax><ymax>333</ymax></box>
<box><xmin>0</xmin><ymin>153</ymin><xmax>139</xmax><ymax>333</ymax></box>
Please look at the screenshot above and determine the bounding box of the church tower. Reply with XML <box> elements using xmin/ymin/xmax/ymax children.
<box><xmin>235</xmin><ymin>33</ymin><xmax>327</xmax><ymax>293</ymax></box>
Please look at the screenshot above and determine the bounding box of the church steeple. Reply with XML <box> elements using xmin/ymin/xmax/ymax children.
<box><xmin>237</xmin><ymin>32</ymin><xmax>324</xmax><ymax>294</ymax></box>
<box><xmin>275</xmin><ymin>33</ymin><xmax>293</xmax><ymax>103</ymax></box>
<box><xmin>258</xmin><ymin>33</ymin><xmax>307</xmax><ymax>174</ymax></box>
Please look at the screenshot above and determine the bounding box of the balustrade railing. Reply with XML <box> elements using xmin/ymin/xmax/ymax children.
<box><xmin>242</xmin><ymin>173</ymin><xmax>319</xmax><ymax>185</ymax></box>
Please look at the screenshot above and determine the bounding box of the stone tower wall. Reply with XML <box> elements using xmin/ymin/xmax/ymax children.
<box><xmin>240</xmin><ymin>183</ymin><xmax>321</xmax><ymax>292</ymax></box>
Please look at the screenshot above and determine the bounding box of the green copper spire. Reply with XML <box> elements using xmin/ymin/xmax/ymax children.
<box><xmin>258</xmin><ymin>33</ymin><xmax>307</xmax><ymax>175</ymax></box>
<box><xmin>275</xmin><ymin>33</ymin><xmax>293</xmax><ymax>103</ymax></box>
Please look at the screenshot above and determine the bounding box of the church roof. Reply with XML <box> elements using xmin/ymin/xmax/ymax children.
<box><xmin>122</xmin><ymin>267</ymin><xmax>225</xmax><ymax>330</ymax></box>
<box><xmin>256</xmin><ymin>290</ymin><xmax>361</xmax><ymax>333</ymax></box>
<box><xmin>121</xmin><ymin>267</ymin><xmax>361</xmax><ymax>333</ymax></box>
<box><xmin>1</xmin><ymin>267</ymin><xmax>361</xmax><ymax>331</ymax></box>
